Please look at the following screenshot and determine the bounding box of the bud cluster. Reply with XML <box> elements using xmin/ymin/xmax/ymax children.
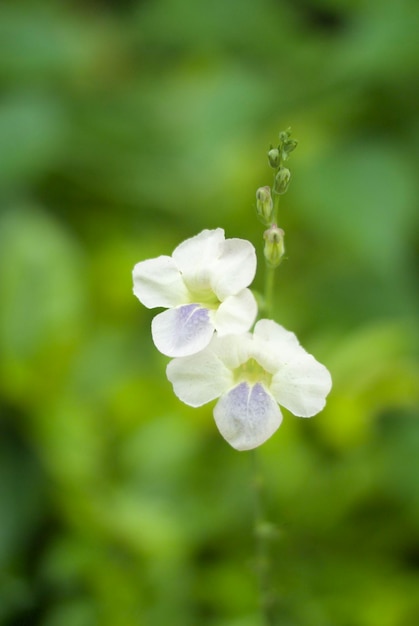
<box><xmin>255</xmin><ymin>127</ymin><xmax>298</xmax><ymax>268</ymax></box>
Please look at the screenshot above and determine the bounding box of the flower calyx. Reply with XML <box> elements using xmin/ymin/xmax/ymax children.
<box><xmin>256</xmin><ymin>186</ymin><xmax>274</xmax><ymax>225</ymax></box>
<box><xmin>263</xmin><ymin>224</ymin><xmax>285</xmax><ymax>268</ymax></box>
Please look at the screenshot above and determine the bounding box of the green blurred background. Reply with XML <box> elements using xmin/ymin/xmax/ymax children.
<box><xmin>0</xmin><ymin>0</ymin><xmax>418</xmax><ymax>624</ymax></box>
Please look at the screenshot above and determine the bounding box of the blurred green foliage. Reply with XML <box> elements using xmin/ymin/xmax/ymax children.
<box><xmin>0</xmin><ymin>0</ymin><xmax>418</xmax><ymax>624</ymax></box>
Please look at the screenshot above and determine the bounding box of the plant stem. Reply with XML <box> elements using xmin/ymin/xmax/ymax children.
<box><xmin>272</xmin><ymin>186</ymin><xmax>280</xmax><ymax>224</ymax></box>
<box><xmin>264</xmin><ymin>265</ymin><xmax>275</xmax><ymax>319</ymax></box>
<box><xmin>251</xmin><ymin>449</ymin><xmax>277</xmax><ymax>626</ymax></box>
<box><xmin>250</xmin><ymin>129</ymin><xmax>297</xmax><ymax>624</ymax></box>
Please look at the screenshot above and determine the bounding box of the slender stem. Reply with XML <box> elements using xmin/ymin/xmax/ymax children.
<box><xmin>254</xmin><ymin>186</ymin><xmax>279</xmax><ymax>623</ymax></box>
<box><xmin>251</xmin><ymin>449</ymin><xmax>277</xmax><ymax>625</ymax></box>
<box><xmin>264</xmin><ymin>265</ymin><xmax>275</xmax><ymax>319</ymax></box>
<box><xmin>251</xmin><ymin>131</ymin><xmax>296</xmax><ymax>624</ymax></box>
<box><xmin>272</xmin><ymin>187</ymin><xmax>280</xmax><ymax>224</ymax></box>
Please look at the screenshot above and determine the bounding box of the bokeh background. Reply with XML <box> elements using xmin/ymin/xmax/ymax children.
<box><xmin>1</xmin><ymin>0</ymin><xmax>418</xmax><ymax>624</ymax></box>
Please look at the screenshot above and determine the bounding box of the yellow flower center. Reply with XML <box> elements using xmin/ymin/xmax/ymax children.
<box><xmin>233</xmin><ymin>358</ymin><xmax>272</xmax><ymax>387</ymax></box>
<box><xmin>187</xmin><ymin>286</ymin><xmax>220</xmax><ymax>309</ymax></box>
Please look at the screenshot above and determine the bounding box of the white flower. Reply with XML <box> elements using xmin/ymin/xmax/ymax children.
<box><xmin>166</xmin><ymin>319</ymin><xmax>332</xmax><ymax>451</ymax></box>
<box><xmin>133</xmin><ymin>229</ymin><xmax>258</xmax><ymax>357</ymax></box>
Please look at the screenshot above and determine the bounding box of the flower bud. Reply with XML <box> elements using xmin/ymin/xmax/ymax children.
<box><xmin>263</xmin><ymin>225</ymin><xmax>285</xmax><ymax>268</ymax></box>
<box><xmin>256</xmin><ymin>186</ymin><xmax>274</xmax><ymax>225</ymax></box>
<box><xmin>279</xmin><ymin>128</ymin><xmax>291</xmax><ymax>143</ymax></box>
<box><xmin>281</xmin><ymin>139</ymin><xmax>298</xmax><ymax>161</ymax></box>
<box><xmin>267</xmin><ymin>148</ymin><xmax>280</xmax><ymax>169</ymax></box>
<box><xmin>273</xmin><ymin>166</ymin><xmax>291</xmax><ymax>195</ymax></box>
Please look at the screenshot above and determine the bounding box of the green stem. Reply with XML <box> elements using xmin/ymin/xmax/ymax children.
<box><xmin>253</xmin><ymin>206</ymin><xmax>281</xmax><ymax>622</ymax></box>
<box><xmin>264</xmin><ymin>265</ymin><xmax>275</xmax><ymax>319</ymax></box>
<box><xmin>251</xmin><ymin>450</ymin><xmax>276</xmax><ymax>625</ymax></box>
<box><xmin>272</xmin><ymin>188</ymin><xmax>280</xmax><ymax>224</ymax></box>
<box><xmin>250</xmin><ymin>133</ymin><xmax>296</xmax><ymax>624</ymax></box>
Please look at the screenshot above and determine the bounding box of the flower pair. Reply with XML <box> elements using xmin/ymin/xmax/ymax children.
<box><xmin>133</xmin><ymin>229</ymin><xmax>332</xmax><ymax>450</ymax></box>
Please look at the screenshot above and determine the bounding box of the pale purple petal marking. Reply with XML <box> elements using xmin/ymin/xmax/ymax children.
<box><xmin>213</xmin><ymin>382</ymin><xmax>282</xmax><ymax>451</ymax></box>
<box><xmin>151</xmin><ymin>303</ymin><xmax>214</xmax><ymax>357</ymax></box>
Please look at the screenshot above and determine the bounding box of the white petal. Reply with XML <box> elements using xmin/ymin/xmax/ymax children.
<box><xmin>214</xmin><ymin>289</ymin><xmax>257</xmax><ymax>336</ymax></box>
<box><xmin>209</xmin><ymin>332</ymin><xmax>253</xmax><ymax>369</ymax></box>
<box><xmin>213</xmin><ymin>382</ymin><xmax>282</xmax><ymax>451</ymax></box>
<box><xmin>133</xmin><ymin>256</ymin><xmax>189</xmax><ymax>308</ymax></box>
<box><xmin>270</xmin><ymin>354</ymin><xmax>332</xmax><ymax>417</ymax></box>
<box><xmin>254</xmin><ymin>319</ymin><xmax>300</xmax><ymax>350</ymax></box>
<box><xmin>252</xmin><ymin>319</ymin><xmax>302</xmax><ymax>371</ymax></box>
<box><xmin>151</xmin><ymin>304</ymin><xmax>215</xmax><ymax>357</ymax></box>
<box><xmin>211</xmin><ymin>238</ymin><xmax>257</xmax><ymax>300</ymax></box>
<box><xmin>166</xmin><ymin>349</ymin><xmax>233</xmax><ymax>407</ymax></box>
<box><xmin>172</xmin><ymin>229</ymin><xmax>225</xmax><ymax>292</ymax></box>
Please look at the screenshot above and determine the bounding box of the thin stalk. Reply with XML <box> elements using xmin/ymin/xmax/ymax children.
<box><xmin>251</xmin><ymin>449</ymin><xmax>277</xmax><ymax>625</ymax></box>
<box><xmin>272</xmin><ymin>186</ymin><xmax>280</xmax><ymax>224</ymax></box>
<box><xmin>264</xmin><ymin>265</ymin><xmax>275</xmax><ymax>319</ymax></box>
<box><xmin>251</xmin><ymin>129</ymin><xmax>297</xmax><ymax>624</ymax></box>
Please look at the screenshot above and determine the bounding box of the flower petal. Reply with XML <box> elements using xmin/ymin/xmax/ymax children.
<box><xmin>172</xmin><ymin>229</ymin><xmax>225</xmax><ymax>293</ymax></box>
<box><xmin>166</xmin><ymin>349</ymin><xmax>233</xmax><ymax>407</ymax></box>
<box><xmin>133</xmin><ymin>256</ymin><xmax>189</xmax><ymax>308</ymax></box>
<box><xmin>251</xmin><ymin>319</ymin><xmax>303</xmax><ymax>372</ymax></box>
<box><xmin>213</xmin><ymin>382</ymin><xmax>282</xmax><ymax>451</ymax></box>
<box><xmin>172</xmin><ymin>229</ymin><xmax>225</xmax><ymax>270</ymax></box>
<box><xmin>211</xmin><ymin>238</ymin><xmax>257</xmax><ymax>300</ymax></box>
<box><xmin>214</xmin><ymin>289</ymin><xmax>257</xmax><ymax>336</ymax></box>
<box><xmin>254</xmin><ymin>319</ymin><xmax>301</xmax><ymax>352</ymax></box>
<box><xmin>210</xmin><ymin>332</ymin><xmax>253</xmax><ymax>369</ymax></box>
<box><xmin>151</xmin><ymin>304</ymin><xmax>214</xmax><ymax>357</ymax></box>
<box><xmin>270</xmin><ymin>353</ymin><xmax>332</xmax><ymax>417</ymax></box>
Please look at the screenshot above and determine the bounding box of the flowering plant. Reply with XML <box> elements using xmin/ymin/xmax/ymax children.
<box><xmin>133</xmin><ymin>129</ymin><xmax>331</xmax><ymax>450</ymax></box>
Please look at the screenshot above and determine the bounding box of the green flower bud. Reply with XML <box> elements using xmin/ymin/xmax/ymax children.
<box><xmin>273</xmin><ymin>166</ymin><xmax>291</xmax><ymax>195</ymax></box>
<box><xmin>256</xmin><ymin>186</ymin><xmax>274</xmax><ymax>225</ymax></box>
<box><xmin>267</xmin><ymin>148</ymin><xmax>280</xmax><ymax>169</ymax></box>
<box><xmin>281</xmin><ymin>138</ymin><xmax>298</xmax><ymax>161</ymax></box>
<box><xmin>263</xmin><ymin>225</ymin><xmax>285</xmax><ymax>268</ymax></box>
<box><xmin>278</xmin><ymin>128</ymin><xmax>291</xmax><ymax>143</ymax></box>
<box><xmin>277</xmin><ymin>128</ymin><xmax>298</xmax><ymax>161</ymax></box>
